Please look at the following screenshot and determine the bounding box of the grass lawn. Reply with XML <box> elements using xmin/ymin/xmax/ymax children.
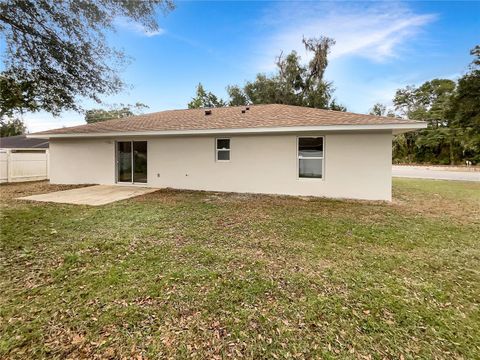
<box><xmin>1</xmin><ymin>179</ymin><xmax>479</xmax><ymax>359</ymax></box>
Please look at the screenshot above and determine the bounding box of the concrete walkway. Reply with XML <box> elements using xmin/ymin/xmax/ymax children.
<box><xmin>392</xmin><ymin>165</ymin><xmax>480</xmax><ymax>182</ymax></box>
<box><xmin>19</xmin><ymin>185</ymin><xmax>158</xmax><ymax>206</ymax></box>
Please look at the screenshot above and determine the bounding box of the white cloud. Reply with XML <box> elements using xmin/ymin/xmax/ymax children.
<box><xmin>115</xmin><ymin>17</ymin><xmax>165</xmax><ymax>37</ymax></box>
<box><xmin>254</xmin><ymin>2</ymin><xmax>436</xmax><ymax>71</ymax></box>
<box><xmin>246</xmin><ymin>1</ymin><xmax>439</xmax><ymax>114</ymax></box>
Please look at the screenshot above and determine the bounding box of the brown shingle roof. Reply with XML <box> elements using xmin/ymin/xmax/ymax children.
<box><xmin>34</xmin><ymin>104</ymin><xmax>423</xmax><ymax>135</ymax></box>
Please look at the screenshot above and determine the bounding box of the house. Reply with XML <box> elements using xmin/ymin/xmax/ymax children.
<box><xmin>28</xmin><ymin>104</ymin><xmax>426</xmax><ymax>201</ymax></box>
<box><xmin>0</xmin><ymin>135</ymin><xmax>49</xmax><ymax>183</ymax></box>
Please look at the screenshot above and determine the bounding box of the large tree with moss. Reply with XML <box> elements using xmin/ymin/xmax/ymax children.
<box><xmin>188</xmin><ymin>37</ymin><xmax>346</xmax><ymax>111</ymax></box>
<box><xmin>228</xmin><ymin>37</ymin><xmax>343</xmax><ymax>110</ymax></box>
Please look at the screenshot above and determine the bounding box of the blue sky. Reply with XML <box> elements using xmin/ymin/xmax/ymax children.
<box><xmin>19</xmin><ymin>1</ymin><xmax>480</xmax><ymax>132</ymax></box>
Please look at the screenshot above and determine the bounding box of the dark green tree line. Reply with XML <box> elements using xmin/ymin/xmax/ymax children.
<box><xmin>371</xmin><ymin>46</ymin><xmax>479</xmax><ymax>165</ymax></box>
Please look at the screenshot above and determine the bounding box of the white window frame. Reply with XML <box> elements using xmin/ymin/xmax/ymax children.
<box><xmin>215</xmin><ymin>138</ymin><xmax>231</xmax><ymax>162</ymax></box>
<box><xmin>297</xmin><ymin>136</ymin><xmax>325</xmax><ymax>180</ymax></box>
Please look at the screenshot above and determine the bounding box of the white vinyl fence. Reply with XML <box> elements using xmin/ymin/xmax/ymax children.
<box><xmin>0</xmin><ymin>149</ymin><xmax>49</xmax><ymax>183</ymax></box>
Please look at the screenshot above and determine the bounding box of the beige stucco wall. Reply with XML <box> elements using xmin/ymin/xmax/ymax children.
<box><xmin>49</xmin><ymin>132</ymin><xmax>392</xmax><ymax>200</ymax></box>
<box><xmin>49</xmin><ymin>138</ymin><xmax>115</xmax><ymax>185</ymax></box>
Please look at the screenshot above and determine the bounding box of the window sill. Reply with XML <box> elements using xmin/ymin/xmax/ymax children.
<box><xmin>297</xmin><ymin>177</ymin><xmax>324</xmax><ymax>181</ymax></box>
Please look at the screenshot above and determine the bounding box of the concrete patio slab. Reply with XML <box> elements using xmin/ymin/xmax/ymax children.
<box><xmin>18</xmin><ymin>185</ymin><xmax>158</xmax><ymax>206</ymax></box>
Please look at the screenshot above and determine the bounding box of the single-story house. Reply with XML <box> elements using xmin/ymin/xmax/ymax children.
<box><xmin>29</xmin><ymin>104</ymin><xmax>426</xmax><ymax>201</ymax></box>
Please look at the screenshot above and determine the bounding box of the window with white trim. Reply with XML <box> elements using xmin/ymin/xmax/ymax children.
<box><xmin>216</xmin><ymin>138</ymin><xmax>230</xmax><ymax>161</ymax></box>
<box><xmin>298</xmin><ymin>137</ymin><xmax>323</xmax><ymax>179</ymax></box>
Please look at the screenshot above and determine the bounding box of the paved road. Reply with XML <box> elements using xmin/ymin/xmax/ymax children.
<box><xmin>392</xmin><ymin>166</ymin><xmax>480</xmax><ymax>182</ymax></box>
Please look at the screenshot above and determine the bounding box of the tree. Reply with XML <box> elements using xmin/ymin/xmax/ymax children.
<box><xmin>392</xmin><ymin>79</ymin><xmax>457</xmax><ymax>164</ymax></box>
<box><xmin>393</xmin><ymin>79</ymin><xmax>456</xmax><ymax>128</ymax></box>
<box><xmin>447</xmin><ymin>45</ymin><xmax>480</xmax><ymax>163</ymax></box>
<box><xmin>243</xmin><ymin>74</ymin><xmax>281</xmax><ymax>105</ymax></box>
<box><xmin>189</xmin><ymin>37</ymin><xmax>346</xmax><ymax>111</ymax></box>
<box><xmin>0</xmin><ymin>0</ymin><xmax>174</xmax><ymax>118</ymax></box>
<box><xmin>369</xmin><ymin>103</ymin><xmax>395</xmax><ymax>117</ymax></box>
<box><xmin>235</xmin><ymin>37</ymin><xmax>341</xmax><ymax>109</ymax></box>
<box><xmin>329</xmin><ymin>99</ymin><xmax>347</xmax><ymax>112</ymax></box>
<box><xmin>188</xmin><ymin>83</ymin><xmax>226</xmax><ymax>109</ymax></box>
<box><xmin>226</xmin><ymin>85</ymin><xmax>249</xmax><ymax>106</ymax></box>
<box><xmin>300</xmin><ymin>36</ymin><xmax>337</xmax><ymax>108</ymax></box>
<box><xmin>0</xmin><ymin>118</ymin><xmax>26</xmax><ymax>137</ymax></box>
<box><xmin>385</xmin><ymin>45</ymin><xmax>480</xmax><ymax>164</ymax></box>
<box><xmin>369</xmin><ymin>103</ymin><xmax>386</xmax><ymax>116</ymax></box>
<box><xmin>85</xmin><ymin>103</ymin><xmax>149</xmax><ymax>124</ymax></box>
<box><xmin>470</xmin><ymin>45</ymin><xmax>480</xmax><ymax>68</ymax></box>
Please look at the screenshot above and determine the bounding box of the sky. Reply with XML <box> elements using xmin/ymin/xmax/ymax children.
<box><xmin>10</xmin><ymin>1</ymin><xmax>480</xmax><ymax>132</ymax></box>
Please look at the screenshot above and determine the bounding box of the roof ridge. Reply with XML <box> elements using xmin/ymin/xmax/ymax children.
<box><xmin>79</xmin><ymin>104</ymin><xmax>276</xmax><ymax>127</ymax></box>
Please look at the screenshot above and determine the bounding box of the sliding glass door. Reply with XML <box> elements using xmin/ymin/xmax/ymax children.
<box><xmin>116</xmin><ymin>141</ymin><xmax>147</xmax><ymax>184</ymax></box>
<box><xmin>117</xmin><ymin>141</ymin><xmax>133</xmax><ymax>182</ymax></box>
<box><xmin>133</xmin><ymin>141</ymin><xmax>147</xmax><ymax>183</ymax></box>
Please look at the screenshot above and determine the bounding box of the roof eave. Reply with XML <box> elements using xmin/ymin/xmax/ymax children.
<box><xmin>28</xmin><ymin>123</ymin><xmax>427</xmax><ymax>139</ymax></box>
<box><xmin>0</xmin><ymin>147</ymin><xmax>48</xmax><ymax>151</ymax></box>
